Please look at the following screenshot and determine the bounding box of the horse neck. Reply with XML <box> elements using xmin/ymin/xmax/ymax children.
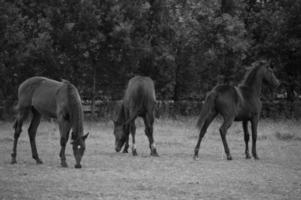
<box><xmin>240</xmin><ymin>68</ymin><xmax>264</xmax><ymax>97</ymax></box>
<box><xmin>71</xmin><ymin>104</ymin><xmax>84</xmax><ymax>138</ymax></box>
<box><xmin>67</xmin><ymin>85</ymin><xmax>84</xmax><ymax>138</ymax></box>
<box><xmin>116</xmin><ymin>103</ymin><xmax>126</xmax><ymax>125</ymax></box>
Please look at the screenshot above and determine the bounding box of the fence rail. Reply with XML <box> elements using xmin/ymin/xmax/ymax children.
<box><xmin>1</xmin><ymin>100</ymin><xmax>300</xmax><ymax>120</ymax></box>
<box><xmin>82</xmin><ymin>100</ymin><xmax>301</xmax><ymax>119</ymax></box>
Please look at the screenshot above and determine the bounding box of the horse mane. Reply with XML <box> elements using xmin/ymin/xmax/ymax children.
<box><xmin>116</xmin><ymin>102</ymin><xmax>126</xmax><ymax>125</ymax></box>
<box><xmin>62</xmin><ymin>80</ymin><xmax>84</xmax><ymax>140</ymax></box>
<box><xmin>239</xmin><ymin>65</ymin><xmax>263</xmax><ymax>87</ymax></box>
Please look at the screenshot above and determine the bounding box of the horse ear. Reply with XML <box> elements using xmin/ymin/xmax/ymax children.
<box><xmin>82</xmin><ymin>132</ymin><xmax>89</xmax><ymax>140</ymax></box>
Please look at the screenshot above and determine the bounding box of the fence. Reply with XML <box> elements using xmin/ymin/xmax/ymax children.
<box><xmin>1</xmin><ymin>100</ymin><xmax>300</xmax><ymax>120</ymax></box>
<box><xmin>83</xmin><ymin>100</ymin><xmax>301</xmax><ymax>120</ymax></box>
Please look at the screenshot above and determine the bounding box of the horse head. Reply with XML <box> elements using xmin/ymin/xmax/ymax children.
<box><xmin>113</xmin><ymin>120</ymin><xmax>127</xmax><ymax>152</ymax></box>
<box><xmin>262</xmin><ymin>61</ymin><xmax>280</xmax><ymax>88</ymax></box>
<box><xmin>71</xmin><ymin>132</ymin><xmax>89</xmax><ymax>168</ymax></box>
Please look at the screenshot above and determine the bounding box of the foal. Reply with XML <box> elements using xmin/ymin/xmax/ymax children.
<box><xmin>194</xmin><ymin>61</ymin><xmax>280</xmax><ymax>160</ymax></box>
<box><xmin>113</xmin><ymin>76</ymin><xmax>158</xmax><ymax>156</ymax></box>
<box><xmin>12</xmin><ymin>77</ymin><xmax>89</xmax><ymax>168</ymax></box>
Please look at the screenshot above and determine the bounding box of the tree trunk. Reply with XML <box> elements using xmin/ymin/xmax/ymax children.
<box><xmin>91</xmin><ymin>64</ymin><xmax>97</xmax><ymax>118</ymax></box>
<box><xmin>221</xmin><ymin>0</ymin><xmax>235</xmax><ymax>15</ymax></box>
<box><xmin>286</xmin><ymin>84</ymin><xmax>296</xmax><ymax>102</ymax></box>
<box><xmin>173</xmin><ymin>42</ymin><xmax>182</xmax><ymax>101</ymax></box>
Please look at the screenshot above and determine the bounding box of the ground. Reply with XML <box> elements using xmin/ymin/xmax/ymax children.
<box><xmin>0</xmin><ymin>117</ymin><xmax>301</xmax><ymax>200</ymax></box>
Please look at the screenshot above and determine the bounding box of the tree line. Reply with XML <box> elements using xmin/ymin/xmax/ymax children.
<box><xmin>1</xmin><ymin>0</ymin><xmax>300</xmax><ymax>116</ymax></box>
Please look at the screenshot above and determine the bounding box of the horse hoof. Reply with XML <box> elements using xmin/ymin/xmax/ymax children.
<box><xmin>246</xmin><ymin>154</ymin><xmax>251</xmax><ymax>159</ymax></box>
<box><xmin>151</xmin><ymin>152</ymin><xmax>159</xmax><ymax>157</ymax></box>
<box><xmin>122</xmin><ymin>149</ymin><xmax>128</xmax><ymax>153</ymax></box>
<box><xmin>227</xmin><ymin>156</ymin><xmax>232</xmax><ymax>160</ymax></box>
<box><xmin>151</xmin><ymin>149</ymin><xmax>159</xmax><ymax>157</ymax></box>
<box><xmin>254</xmin><ymin>156</ymin><xmax>259</xmax><ymax>160</ymax></box>
<box><xmin>11</xmin><ymin>159</ymin><xmax>17</xmax><ymax>164</ymax></box>
<box><xmin>193</xmin><ymin>155</ymin><xmax>199</xmax><ymax>161</ymax></box>
<box><xmin>132</xmin><ymin>150</ymin><xmax>138</xmax><ymax>156</ymax></box>
<box><xmin>61</xmin><ymin>162</ymin><xmax>68</xmax><ymax>168</ymax></box>
<box><xmin>75</xmin><ymin>164</ymin><xmax>82</xmax><ymax>169</ymax></box>
<box><xmin>36</xmin><ymin>159</ymin><xmax>43</xmax><ymax>164</ymax></box>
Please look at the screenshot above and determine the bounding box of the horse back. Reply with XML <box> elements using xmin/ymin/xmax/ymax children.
<box><xmin>214</xmin><ymin>85</ymin><xmax>261</xmax><ymax>121</ymax></box>
<box><xmin>17</xmin><ymin>77</ymin><xmax>57</xmax><ymax>106</ymax></box>
<box><xmin>124</xmin><ymin>76</ymin><xmax>156</xmax><ymax>114</ymax></box>
<box><xmin>213</xmin><ymin>85</ymin><xmax>241</xmax><ymax>117</ymax></box>
<box><xmin>214</xmin><ymin>85</ymin><xmax>239</xmax><ymax>104</ymax></box>
<box><xmin>17</xmin><ymin>76</ymin><xmax>64</xmax><ymax>117</ymax></box>
<box><xmin>33</xmin><ymin>78</ymin><xmax>66</xmax><ymax>117</ymax></box>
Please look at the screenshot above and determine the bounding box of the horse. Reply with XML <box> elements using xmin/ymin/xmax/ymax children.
<box><xmin>113</xmin><ymin>75</ymin><xmax>158</xmax><ymax>156</ymax></box>
<box><xmin>11</xmin><ymin>76</ymin><xmax>89</xmax><ymax>168</ymax></box>
<box><xmin>194</xmin><ymin>60</ymin><xmax>280</xmax><ymax>160</ymax></box>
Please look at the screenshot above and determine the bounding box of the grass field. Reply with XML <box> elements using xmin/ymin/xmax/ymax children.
<box><xmin>0</xmin><ymin>117</ymin><xmax>301</xmax><ymax>200</ymax></box>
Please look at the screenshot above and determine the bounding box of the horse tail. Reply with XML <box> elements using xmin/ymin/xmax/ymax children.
<box><xmin>62</xmin><ymin>80</ymin><xmax>84</xmax><ymax>138</ymax></box>
<box><xmin>196</xmin><ymin>91</ymin><xmax>217</xmax><ymax>129</ymax></box>
<box><xmin>13</xmin><ymin>120</ymin><xmax>17</xmax><ymax>130</ymax></box>
<box><xmin>122</xmin><ymin>100</ymin><xmax>141</xmax><ymax>126</ymax></box>
<box><xmin>123</xmin><ymin>111</ymin><xmax>138</xmax><ymax>126</ymax></box>
<box><xmin>122</xmin><ymin>85</ymin><xmax>151</xmax><ymax>126</ymax></box>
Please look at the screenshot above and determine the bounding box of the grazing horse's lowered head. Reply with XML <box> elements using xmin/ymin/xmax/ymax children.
<box><xmin>113</xmin><ymin>102</ymin><xmax>128</xmax><ymax>152</ymax></box>
<box><xmin>71</xmin><ymin>132</ymin><xmax>89</xmax><ymax>168</ymax></box>
<box><xmin>113</xmin><ymin>119</ymin><xmax>127</xmax><ymax>152</ymax></box>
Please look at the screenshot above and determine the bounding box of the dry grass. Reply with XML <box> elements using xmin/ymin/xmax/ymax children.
<box><xmin>0</xmin><ymin>118</ymin><xmax>301</xmax><ymax>200</ymax></box>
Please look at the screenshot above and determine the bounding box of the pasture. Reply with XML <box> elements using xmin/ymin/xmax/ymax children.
<box><xmin>0</xmin><ymin>118</ymin><xmax>301</xmax><ymax>200</ymax></box>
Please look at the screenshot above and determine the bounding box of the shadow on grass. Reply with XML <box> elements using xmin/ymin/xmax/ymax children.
<box><xmin>274</xmin><ymin>131</ymin><xmax>301</xmax><ymax>141</ymax></box>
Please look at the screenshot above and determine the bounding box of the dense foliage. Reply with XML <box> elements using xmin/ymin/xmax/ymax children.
<box><xmin>1</xmin><ymin>0</ymin><xmax>300</xmax><ymax>115</ymax></box>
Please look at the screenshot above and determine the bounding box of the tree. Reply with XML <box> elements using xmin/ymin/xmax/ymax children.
<box><xmin>245</xmin><ymin>0</ymin><xmax>301</xmax><ymax>100</ymax></box>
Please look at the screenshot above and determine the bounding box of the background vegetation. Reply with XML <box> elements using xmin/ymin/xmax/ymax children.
<box><xmin>1</xmin><ymin>0</ymin><xmax>300</xmax><ymax>117</ymax></box>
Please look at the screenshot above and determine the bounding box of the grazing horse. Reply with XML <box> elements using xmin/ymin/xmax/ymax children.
<box><xmin>11</xmin><ymin>76</ymin><xmax>89</xmax><ymax>168</ymax></box>
<box><xmin>194</xmin><ymin>61</ymin><xmax>280</xmax><ymax>160</ymax></box>
<box><xmin>113</xmin><ymin>76</ymin><xmax>158</xmax><ymax>156</ymax></box>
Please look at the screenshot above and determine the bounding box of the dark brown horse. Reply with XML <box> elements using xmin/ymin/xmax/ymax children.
<box><xmin>11</xmin><ymin>77</ymin><xmax>89</xmax><ymax>168</ymax></box>
<box><xmin>113</xmin><ymin>76</ymin><xmax>158</xmax><ymax>156</ymax></box>
<box><xmin>194</xmin><ymin>60</ymin><xmax>280</xmax><ymax>160</ymax></box>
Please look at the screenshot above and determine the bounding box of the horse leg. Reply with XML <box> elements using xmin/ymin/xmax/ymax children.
<box><xmin>28</xmin><ymin>108</ymin><xmax>42</xmax><ymax>164</ymax></box>
<box><xmin>242</xmin><ymin>120</ymin><xmax>251</xmax><ymax>159</ymax></box>
<box><xmin>143</xmin><ymin>113</ymin><xmax>158</xmax><ymax>156</ymax></box>
<box><xmin>122</xmin><ymin>109</ymin><xmax>130</xmax><ymax>153</ymax></box>
<box><xmin>58</xmin><ymin>118</ymin><xmax>71</xmax><ymax>167</ymax></box>
<box><xmin>11</xmin><ymin>108</ymin><xmax>29</xmax><ymax>164</ymax></box>
<box><xmin>122</xmin><ymin>135</ymin><xmax>129</xmax><ymax>153</ymax></box>
<box><xmin>130</xmin><ymin>121</ymin><xmax>137</xmax><ymax>156</ymax></box>
<box><xmin>194</xmin><ymin>112</ymin><xmax>217</xmax><ymax>160</ymax></box>
<box><xmin>251</xmin><ymin>117</ymin><xmax>259</xmax><ymax>160</ymax></box>
<box><xmin>219</xmin><ymin>116</ymin><xmax>234</xmax><ymax>160</ymax></box>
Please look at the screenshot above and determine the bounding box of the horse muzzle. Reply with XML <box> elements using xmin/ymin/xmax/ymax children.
<box><xmin>115</xmin><ymin>146</ymin><xmax>121</xmax><ymax>152</ymax></box>
<box><xmin>73</xmin><ymin>153</ymin><xmax>83</xmax><ymax>169</ymax></box>
<box><xmin>115</xmin><ymin>141</ymin><xmax>123</xmax><ymax>152</ymax></box>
